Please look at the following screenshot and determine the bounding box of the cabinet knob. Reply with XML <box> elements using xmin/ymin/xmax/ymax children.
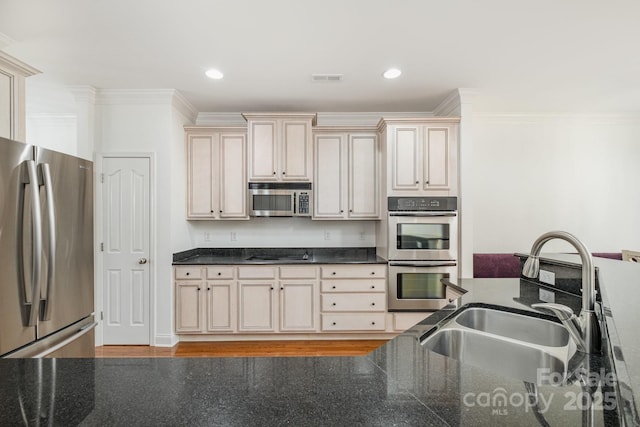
<box><xmin>217</xmin><ymin>272</ymin><xmax>221</xmax><ymax>276</ymax></box>
<box><xmin>371</xmin><ymin>272</ymin><xmax>375</xmax><ymax>275</ymax></box>
<box><xmin>332</xmin><ymin>285</ymin><xmax>336</xmax><ymax>289</ymax></box>
<box><xmin>415</xmin><ymin>181</ymin><xmax>419</xmax><ymax>184</ymax></box>
<box><xmin>425</xmin><ymin>180</ymin><xmax>429</xmax><ymax>184</ymax></box>
<box><xmin>340</xmin><ymin>210</ymin><xmax>343</xmax><ymax>213</ymax></box>
<box><xmin>332</xmin><ymin>322</ymin><xmax>336</xmax><ymax>326</ymax></box>
<box><xmin>332</xmin><ymin>302</ymin><xmax>336</xmax><ymax>306</ymax></box>
<box><xmin>270</xmin><ymin>287</ymin><xmax>274</xmax><ymax>290</ymax></box>
<box><xmin>210</xmin><ymin>210</ymin><xmax>214</xmax><ymax>213</ymax></box>
<box><xmin>282</xmin><ymin>171</ymin><xmax>286</xmax><ymax>175</ymax></box>
<box><xmin>207</xmin><ymin>287</ymin><xmax>210</xmax><ymax>291</ymax></box>
<box><xmin>349</xmin><ymin>209</ymin><xmax>352</xmax><ymax>213</ymax></box>
<box><xmin>280</xmin><ymin>287</ymin><xmax>284</xmax><ymax>290</ymax></box>
<box><xmin>197</xmin><ymin>287</ymin><xmax>201</xmax><ymax>291</ymax></box>
<box><xmin>371</xmin><ymin>285</ymin><xmax>375</xmax><ymax>289</ymax></box>
<box><xmin>219</xmin><ymin>210</ymin><xmax>222</xmax><ymax>213</ymax></box>
<box><xmin>273</xmin><ymin>171</ymin><xmax>276</xmax><ymax>175</ymax></box>
<box><xmin>332</xmin><ymin>272</ymin><xmax>336</xmax><ymax>275</ymax></box>
<box><xmin>186</xmin><ymin>272</ymin><xmax>190</xmax><ymax>276</ymax></box>
<box><xmin>371</xmin><ymin>302</ymin><xmax>375</xmax><ymax>306</ymax></box>
<box><xmin>371</xmin><ymin>321</ymin><xmax>376</xmax><ymax>325</ymax></box>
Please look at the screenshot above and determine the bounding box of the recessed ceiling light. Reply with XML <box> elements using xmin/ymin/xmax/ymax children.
<box><xmin>205</xmin><ymin>68</ymin><xmax>224</xmax><ymax>80</ymax></box>
<box><xmin>383</xmin><ymin>68</ymin><xmax>402</xmax><ymax>79</ymax></box>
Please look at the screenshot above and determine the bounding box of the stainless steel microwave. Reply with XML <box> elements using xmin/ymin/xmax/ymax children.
<box><xmin>248</xmin><ymin>182</ymin><xmax>312</xmax><ymax>217</ymax></box>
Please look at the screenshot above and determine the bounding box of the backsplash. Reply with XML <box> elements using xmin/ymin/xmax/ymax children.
<box><xmin>515</xmin><ymin>254</ymin><xmax>600</xmax><ymax>298</ymax></box>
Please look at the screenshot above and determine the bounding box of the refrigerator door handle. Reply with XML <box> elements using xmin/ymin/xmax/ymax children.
<box><xmin>39</xmin><ymin>163</ymin><xmax>56</xmax><ymax>321</ymax></box>
<box><xmin>22</xmin><ymin>160</ymin><xmax>43</xmax><ymax>327</ymax></box>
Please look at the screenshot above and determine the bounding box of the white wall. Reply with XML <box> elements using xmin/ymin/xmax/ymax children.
<box><xmin>472</xmin><ymin>114</ymin><xmax>640</xmax><ymax>254</ymax></box>
<box><xmin>26</xmin><ymin>114</ymin><xmax>77</xmax><ymax>155</ymax></box>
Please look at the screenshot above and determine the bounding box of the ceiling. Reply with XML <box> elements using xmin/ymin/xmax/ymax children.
<box><xmin>1</xmin><ymin>0</ymin><xmax>640</xmax><ymax>115</ymax></box>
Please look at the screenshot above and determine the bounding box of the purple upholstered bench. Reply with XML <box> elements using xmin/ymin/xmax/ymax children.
<box><xmin>473</xmin><ymin>253</ymin><xmax>623</xmax><ymax>278</ymax></box>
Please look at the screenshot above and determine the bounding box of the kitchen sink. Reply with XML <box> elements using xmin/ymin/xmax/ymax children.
<box><xmin>455</xmin><ymin>307</ymin><xmax>570</xmax><ymax>347</ymax></box>
<box><xmin>422</xmin><ymin>306</ymin><xmax>577</xmax><ymax>384</ymax></box>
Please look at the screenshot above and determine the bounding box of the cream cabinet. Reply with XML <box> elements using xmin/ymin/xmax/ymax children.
<box><xmin>379</xmin><ymin>119</ymin><xmax>459</xmax><ymax>196</ymax></box>
<box><xmin>185</xmin><ymin>127</ymin><xmax>247</xmax><ymax>220</ymax></box>
<box><xmin>237</xmin><ymin>265</ymin><xmax>319</xmax><ymax>333</ymax></box>
<box><xmin>243</xmin><ymin>113</ymin><xmax>316</xmax><ymax>182</ymax></box>
<box><xmin>320</xmin><ymin>264</ymin><xmax>387</xmax><ymax>332</ymax></box>
<box><xmin>175</xmin><ymin>266</ymin><xmax>237</xmax><ymax>333</ymax></box>
<box><xmin>0</xmin><ymin>51</ymin><xmax>39</xmax><ymax>142</ymax></box>
<box><xmin>313</xmin><ymin>130</ymin><xmax>380</xmax><ymax>219</ymax></box>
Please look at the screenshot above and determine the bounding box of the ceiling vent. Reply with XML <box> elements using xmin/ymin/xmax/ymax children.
<box><xmin>311</xmin><ymin>74</ymin><xmax>343</xmax><ymax>82</ymax></box>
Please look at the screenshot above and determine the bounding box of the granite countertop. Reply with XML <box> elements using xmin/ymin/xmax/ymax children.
<box><xmin>1</xmin><ymin>256</ymin><xmax>637</xmax><ymax>426</ymax></box>
<box><xmin>172</xmin><ymin>247</ymin><xmax>387</xmax><ymax>265</ymax></box>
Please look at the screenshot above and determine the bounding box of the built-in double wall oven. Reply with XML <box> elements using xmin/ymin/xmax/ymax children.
<box><xmin>387</xmin><ymin>196</ymin><xmax>458</xmax><ymax>311</ymax></box>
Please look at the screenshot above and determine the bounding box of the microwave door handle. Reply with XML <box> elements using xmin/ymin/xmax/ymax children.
<box><xmin>40</xmin><ymin>163</ymin><xmax>56</xmax><ymax>321</ymax></box>
<box><xmin>389</xmin><ymin>261</ymin><xmax>457</xmax><ymax>267</ymax></box>
<box><xmin>389</xmin><ymin>212</ymin><xmax>456</xmax><ymax>217</ymax></box>
<box><xmin>293</xmin><ymin>192</ymin><xmax>296</xmax><ymax>215</ymax></box>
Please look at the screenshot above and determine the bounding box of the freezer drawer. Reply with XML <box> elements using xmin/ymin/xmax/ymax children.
<box><xmin>4</xmin><ymin>315</ymin><xmax>96</xmax><ymax>358</ymax></box>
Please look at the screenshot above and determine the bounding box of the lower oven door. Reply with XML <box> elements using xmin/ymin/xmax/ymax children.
<box><xmin>388</xmin><ymin>261</ymin><xmax>458</xmax><ymax>311</ymax></box>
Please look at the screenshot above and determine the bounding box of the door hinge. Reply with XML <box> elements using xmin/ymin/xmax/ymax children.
<box><xmin>100</xmin><ymin>311</ymin><xmax>104</xmax><ymax>321</ymax></box>
<box><xmin>100</xmin><ymin>242</ymin><xmax>104</xmax><ymax>252</ymax></box>
<box><xmin>100</xmin><ymin>173</ymin><xmax>104</xmax><ymax>183</ymax></box>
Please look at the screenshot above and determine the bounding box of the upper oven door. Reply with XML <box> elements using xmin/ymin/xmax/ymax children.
<box><xmin>388</xmin><ymin>212</ymin><xmax>458</xmax><ymax>261</ymax></box>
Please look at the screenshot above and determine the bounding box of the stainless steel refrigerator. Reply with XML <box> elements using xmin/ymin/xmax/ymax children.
<box><xmin>0</xmin><ymin>136</ymin><xmax>96</xmax><ymax>358</ymax></box>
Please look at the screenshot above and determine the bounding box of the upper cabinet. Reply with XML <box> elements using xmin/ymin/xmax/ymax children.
<box><xmin>185</xmin><ymin>127</ymin><xmax>248</xmax><ymax>220</ymax></box>
<box><xmin>0</xmin><ymin>52</ymin><xmax>40</xmax><ymax>142</ymax></box>
<box><xmin>313</xmin><ymin>129</ymin><xmax>380</xmax><ymax>220</ymax></box>
<box><xmin>243</xmin><ymin>113</ymin><xmax>316</xmax><ymax>182</ymax></box>
<box><xmin>379</xmin><ymin>118</ymin><xmax>459</xmax><ymax>196</ymax></box>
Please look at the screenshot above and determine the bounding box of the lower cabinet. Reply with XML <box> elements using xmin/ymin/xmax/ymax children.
<box><xmin>175</xmin><ymin>263</ymin><xmax>408</xmax><ymax>337</ymax></box>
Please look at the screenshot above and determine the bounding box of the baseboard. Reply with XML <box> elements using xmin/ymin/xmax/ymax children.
<box><xmin>154</xmin><ymin>333</ymin><xmax>179</xmax><ymax>347</ymax></box>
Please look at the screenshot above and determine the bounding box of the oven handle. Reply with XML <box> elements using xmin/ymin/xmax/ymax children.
<box><xmin>389</xmin><ymin>212</ymin><xmax>457</xmax><ymax>217</ymax></box>
<box><xmin>389</xmin><ymin>261</ymin><xmax>457</xmax><ymax>267</ymax></box>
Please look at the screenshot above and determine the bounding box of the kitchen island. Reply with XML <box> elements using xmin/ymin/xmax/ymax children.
<box><xmin>1</xmin><ymin>255</ymin><xmax>637</xmax><ymax>426</ymax></box>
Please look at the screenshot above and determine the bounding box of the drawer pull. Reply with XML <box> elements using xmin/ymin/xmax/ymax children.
<box><xmin>186</xmin><ymin>272</ymin><xmax>190</xmax><ymax>276</ymax></box>
<box><xmin>332</xmin><ymin>322</ymin><xmax>336</xmax><ymax>326</ymax></box>
<box><xmin>332</xmin><ymin>302</ymin><xmax>336</xmax><ymax>306</ymax></box>
<box><xmin>371</xmin><ymin>302</ymin><xmax>375</xmax><ymax>306</ymax></box>
<box><xmin>371</xmin><ymin>272</ymin><xmax>375</xmax><ymax>275</ymax></box>
<box><xmin>371</xmin><ymin>285</ymin><xmax>375</xmax><ymax>289</ymax></box>
<box><xmin>332</xmin><ymin>272</ymin><xmax>336</xmax><ymax>275</ymax></box>
<box><xmin>217</xmin><ymin>272</ymin><xmax>221</xmax><ymax>276</ymax></box>
<box><xmin>332</xmin><ymin>285</ymin><xmax>336</xmax><ymax>289</ymax></box>
<box><xmin>371</xmin><ymin>322</ymin><xmax>376</xmax><ymax>325</ymax></box>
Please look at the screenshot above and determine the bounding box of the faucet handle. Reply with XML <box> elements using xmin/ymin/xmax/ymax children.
<box><xmin>532</xmin><ymin>303</ymin><xmax>575</xmax><ymax>320</ymax></box>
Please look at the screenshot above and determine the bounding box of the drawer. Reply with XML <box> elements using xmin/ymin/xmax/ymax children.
<box><xmin>321</xmin><ymin>265</ymin><xmax>386</xmax><ymax>279</ymax></box>
<box><xmin>321</xmin><ymin>314</ymin><xmax>386</xmax><ymax>331</ymax></box>
<box><xmin>393</xmin><ymin>312</ymin><xmax>433</xmax><ymax>332</ymax></box>
<box><xmin>238</xmin><ymin>266</ymin><xmax>277</xmax><ymax>279</ymax></box>
<box><xmin>321</xmin><ymin>279</ymin><xmax>385</xmax><ymax>293</ymax></box>
<box><xmin>175</xmin><ymin>266</ymin><xmax>202</xmax><ymax>280</ymax></box>
<box><xmin>321</xmin><ymin>293</ymin><xmax>386</xmax><ymax>312</ymax></box>
<box><xmin>206</xmin><ymin>266</ymin><xmax>235</xmax><ymax>280</ymax></box>
<box><xmin>279</xmin><ymin>266</ymin><xmax>318</xmax><ymax>279</ymax></box>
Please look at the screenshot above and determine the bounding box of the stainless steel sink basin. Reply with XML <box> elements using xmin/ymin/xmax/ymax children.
<box><xmin>455</xmin><ymin>307</ymin><xmax>570</xmax><ymax>347</ymax></box>
<box><xmin>422</xmin><ymin>306</ymin><xmax>577</xmax><ymax>384</ymax></box>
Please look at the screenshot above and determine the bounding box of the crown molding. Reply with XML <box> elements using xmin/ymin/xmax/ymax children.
<box><xmin>0</xmin><ymin>50</ymin><xmax>40</xmax><ymax>76</ymax></box>
<box><xmin>95</xmin><ymin>89</ymin><xmax>180</xmax><ymax>105</ymax></box>
<box><xmin>172</xmin><ymin>90</ymin><xmax>198</xmax><ymax>123</ymax></box>
<box><xmin>196</xmin><ymin>112</ymin><xmax>247</xmax><ymax>126</ymax></box>
<box><xmin>68</xmin><ymin>86</ymin><xmax>97</xmax><ymax>104</ymax></box>
<box><xmin>316</xmin><ymin>111</ymin><xmax>433</xmax><ymax>127</ymax></box>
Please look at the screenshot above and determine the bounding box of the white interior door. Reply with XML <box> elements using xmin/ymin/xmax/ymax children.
<box><xmin>102</xmin><ymin>156</ymin><xmax>151</xmax><ymax>344</ymax></box>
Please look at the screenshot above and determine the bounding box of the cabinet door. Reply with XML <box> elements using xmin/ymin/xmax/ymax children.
<box><xmin>281</xmin><ymin>120</ymin><xmax>311</xmax><ymax>181</ymax></box>
<box><xmin>313</xmin><ymin>134</ymin><xmax>345</xmax><ymax>218</ymax></box>
<box><xmin>423</xmin><ymin>127</ymin><xmax>450</xmax><ymax>190</ymax></box>
<box><xmin>206</xmin><ymin>282</ymin><xmax>237</xmax><ymax>332</ymax></box>
<box><xmin>0</xmin><ymin>70</ymin><xmax>12</xmax><ymax>139</ymax></box>
<box><xmin>279</xmin><ymin>282</ymin><xmax>317</xmax><ymax>331</ymax></box>
<box><xmin>391</xmin><ymin>126</ymin><xmax>421</xmax><ymax>191</ymax></box>
<box><xmin>348</xmin><ymin>133</ymin><xmax>379</xmax><ymax>218</ymax></box>
<box><xmin>175</xmin><ymin>281</ymin><xmax>203</xmax><ymax>332</ymax></box>
<box><xmin>219</xmin><ymin>133</ymin><xmax>247</xmax><ymax>218</ymax></box>
<box><xmin>248</xmin><ymin>121</ymin><xmax>277</xmax><ymax>180</ymax></box>
<box><xmin>238</xmin><ymin>282</ymin><xmax>276</xmax><ymax>331</ymax></box>
<box><xmin>187</xmin><ymin>134</ymin><xmax>218</xmax><ymax>218</ymax></box>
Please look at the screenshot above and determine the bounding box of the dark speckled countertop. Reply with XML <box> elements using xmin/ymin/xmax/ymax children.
<box><xmin>172</xmin><ymin>247</ymin><xmax>387</xmax><ymax>265</ymax></box>
<box><xmin>1</xmin><ymin>256</ymin><xmax>637</xmax><ymax>426</ymax></box>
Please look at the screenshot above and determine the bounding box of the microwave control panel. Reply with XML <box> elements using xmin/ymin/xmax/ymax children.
<box><xmin>298</xmin><ymin>192</ymin><xmax>310</xmax><ymax>214</ymax></box>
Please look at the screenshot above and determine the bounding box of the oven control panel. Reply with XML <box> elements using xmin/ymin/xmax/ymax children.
<box><xmin>388</xmin><ymin>197</ymin><xmax>457</xmax><ymax>212</ymax></box>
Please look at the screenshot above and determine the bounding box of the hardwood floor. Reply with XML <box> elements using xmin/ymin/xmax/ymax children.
<box><xmin>94</xmin><ymin>340</ymin><xmax>388</xmax><ymax>358</ymax></box>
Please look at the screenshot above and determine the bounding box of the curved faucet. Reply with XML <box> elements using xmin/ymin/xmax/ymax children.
<box><xmin>522</xmin><ymin>231</ymin><xmax>601</xmax><ymax>354</ymax></box>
